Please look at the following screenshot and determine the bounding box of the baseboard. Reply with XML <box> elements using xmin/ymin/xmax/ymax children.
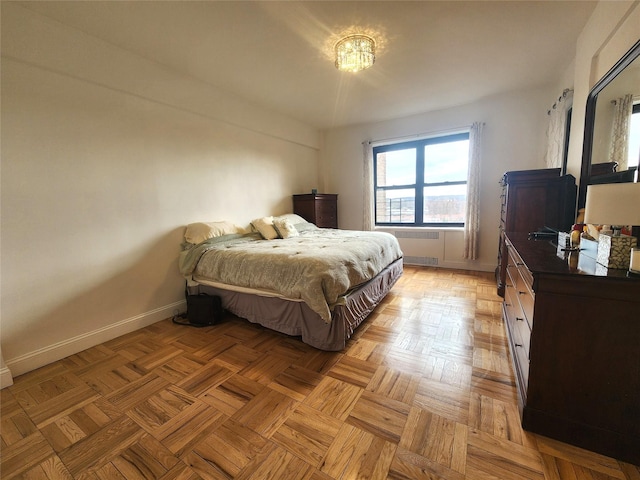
<box><xmin>5</xmin><ymin>300</ymin><xmax>186</xmax><ymax>378</ymax></box>
<box><xmin>440</xmin><ymin>261</ymin><xmax>495</xmax><ymax>272</ymax></box>
<box><xmin>404</xmin><ymin>259</ymin><xmax>495</xmax><ymax>273</ymax></box>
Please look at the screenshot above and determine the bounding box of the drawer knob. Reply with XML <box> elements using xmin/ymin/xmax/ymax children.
<box><xmin>516</xmin><ymin>262</ymin><xmax>524</xmax><ymax>266</ymax></box>
<box><xmin>516</xmin><ymin>317</ymin><xmax>524</xmax><ymax>322</ymax></box>
<box><xmin>515</xmin><ymin>343</ymin><xmax>523</xmax><ymax>348</ymax></box>
<box><xmin>505</xmin><ymin>303</ymin><xmax>512</xmax><ymax>307</ymax></box>
<box><xmin>518</xmin><ymin>291</ymin><xmax>527</xmax><ymax>295</ymax></box>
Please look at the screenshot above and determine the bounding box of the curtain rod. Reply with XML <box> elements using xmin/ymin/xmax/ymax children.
<box><xmin>363</xmin><ymin>123</ymin><xmax>480</xmax><ymax>146</ymax></box>
<box><xmin>611</xmin><ymin>93</ymin><xmax>640</xmax><ymax>105</ymax></box>
<box><xmin>547</xmin><ymin>88</ymin><xmax>573</xmax><ymax>115</ymax></box>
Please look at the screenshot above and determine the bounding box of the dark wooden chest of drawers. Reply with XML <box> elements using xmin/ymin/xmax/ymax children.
<box><xmin>496</xmin><ymin>168</ymin><xmax>576</xmax><ymax>296</ymax></box>
<box><xmin>293</xmin><ymin>194</ymin><xmax>338</xmax><ymax>228</ymax></box>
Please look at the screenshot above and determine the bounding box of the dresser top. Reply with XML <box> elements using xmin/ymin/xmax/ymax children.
<box><xmin>505</xmin><ymin>232</ymin><xmax>638</xmax><ymax>282</ymax></box>
<box><xmin>293</xmin><ymin>193</ymin><xmax>337</xmax><ymax>199</ymax></box>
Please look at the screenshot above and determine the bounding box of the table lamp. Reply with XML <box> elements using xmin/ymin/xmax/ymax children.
<box><xmin>584</xmin><ymin>182</ymin><xmax>640</xmax><ymax>272</ymax></box>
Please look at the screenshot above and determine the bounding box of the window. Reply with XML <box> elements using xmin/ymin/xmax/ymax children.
<box><xmin>373</xmin><ymin>132</ymin><xmax>470</xmax><ymax>227</ymax></box>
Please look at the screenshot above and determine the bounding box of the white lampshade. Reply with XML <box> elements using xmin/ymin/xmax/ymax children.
<box><xmin>584</xmin><ymin>182</ymin><xmax>640</xmax><ymax>226</ymax></box>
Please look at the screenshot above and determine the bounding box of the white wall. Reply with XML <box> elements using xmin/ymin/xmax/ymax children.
<box><xmin>566</xmin><ymin>1</ymin><xmax>640</xmax><ymax>179</ymax></box>
<box><xmin>321</xmin><ymin>86</ymin><xmax>554</xmax><ymax>272</ymax></box>
<box><xmin>0</xmin><ymin>4</ymin><xmax>321</xmax><ymax>377</ymax></box>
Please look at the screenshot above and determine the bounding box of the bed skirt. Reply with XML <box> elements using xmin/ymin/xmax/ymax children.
<box><xmin>189</xmin><ymin>257</ymin><xmax>403</xmax><ymax>351</ymax></box>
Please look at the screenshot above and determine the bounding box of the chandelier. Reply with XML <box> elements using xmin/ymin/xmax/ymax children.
<box><xmin>334</xmin><ymin>34</ymin><xmax>376</xmax><ymax>73</ymax></box>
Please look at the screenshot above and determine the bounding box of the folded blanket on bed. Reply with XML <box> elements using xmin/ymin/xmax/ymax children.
<box><xmin>179</xmin><ymin>227</ymin><xmax>403</xmax><ymax>323</ymax></box>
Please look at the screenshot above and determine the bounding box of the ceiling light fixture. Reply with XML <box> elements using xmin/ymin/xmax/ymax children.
<box><xmin>334</xmin><ymin>34</ymin><xmax>376</xmax><ymax>73</ymax></box>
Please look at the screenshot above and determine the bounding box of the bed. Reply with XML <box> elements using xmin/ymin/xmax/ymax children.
<box><xmin>178</xmin><ymin>214</ymin><xmax>403</xmax><ymax>351</ymax></box>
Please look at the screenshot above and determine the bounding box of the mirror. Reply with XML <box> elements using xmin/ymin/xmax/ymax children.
<box><xmin>578</xmin><ymin>39</ymin><xmax>640</xmax><ymax>209</ymax></box>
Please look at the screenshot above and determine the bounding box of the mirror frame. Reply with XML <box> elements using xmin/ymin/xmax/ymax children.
<box><xmin>578</xmin><ymin>39</ymin><xmax>640</xmax><ymax>209</ymax></box>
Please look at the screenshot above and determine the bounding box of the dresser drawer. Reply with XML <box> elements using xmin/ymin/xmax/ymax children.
<box><xmin>504</xmin><ymin>267</ymin><xmax>521</xmax><ymax>317</ymax></box>
<box><xmin>503</xmin><ymin>300</ymin><xmax>530</xmax><ymax>391</ymax></box>
<box><xmin>316</xmin><ymin>203</ymin><xmax>337</xmax><ymax>226</ymax></box>
<box><xmin>514</xmin><ymin>314</ymin><xmax>531</xmax><ymax>359</ymax></box>
<box><xmin>513</xmin><ymin>336</ymin><xmax>530</xmax><ymax>387</ymax></box>
<box><xmin>316</xmin><ymin>201</ymin><xmax>337</xmax><ymax>215</ymax></box>
<box><xmin>505</xmin><ymin>281</ymin><xmax>531</xmax><ymax>359</ymax></box>
<box><xmin>317</xmin><ymin>215</ymin><xmax>337</xmax><ymax>227</ymax></box>
<box><xmin>508</xmin><ymin>248</ymin><xmax>534</xmax><ymax>328</ymax></box>
<box><xmin>514</xmin><ymin>271</ymin><xmax>534</xmax><ymax>325</ymax></box>
<box><xmin>504</xmin><ymin>282</ymin><xmax>520</xmax><ymax>329</ymax></box>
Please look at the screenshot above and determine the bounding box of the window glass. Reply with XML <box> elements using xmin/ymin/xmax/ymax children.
<box><xmin>376</xmin><ymin>149</ymin><xmax>416</xmax><ymax>186</ymax></box>
<box><xmin>424</xmin><ymin>140</ymin><xmax>469</xmax><ymax>183</ymax></box>
<box><xmin>423</xmin><ymin>184</ymin><xmax>467</xmax><ymax>223</ymax></box>
<box><xmin>376</xmin><ymin>188</ymin><xmax>415</xmax><ymax>223</ymax></box>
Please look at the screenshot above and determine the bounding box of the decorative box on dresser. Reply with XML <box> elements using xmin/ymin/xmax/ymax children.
<box><xmin>497</xmin><ymin>168</ymin><xmax>576</xmax><ymax>296</ymax></box>
<box><xmin>503</xmin><ymin>232</ymin><xmax>640</xmax><ymax>465</ymax></box>
<box><xmin>293</xmin><ymin>193</ymin><xmax>338</xmax><ymax>228</ymax></box>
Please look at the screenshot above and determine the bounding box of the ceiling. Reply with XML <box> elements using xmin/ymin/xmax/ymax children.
<box><xmin>17</xmin><ymin>1</ymin><xmax>597</xmax><ymax>130</ymax></box>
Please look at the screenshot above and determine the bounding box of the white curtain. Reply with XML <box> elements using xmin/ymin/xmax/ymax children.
<box><xmin>544</xmin><ymin>89</ymin><xmax>573</xmax><ymax>169</ymax></box>
<box><xmin>463</xmin><ymin>122</ymin><xmax>484</xmax><ymax>260</ymax></box>
<box><xmin>363</xmin><ymin>141</ymin><xmax>374</xmax><ymax>231</ymax></box>
<box><xmin>609</xmin><ymin>94</ymin><xmax>633</xmax><ymax>171</ymax></box>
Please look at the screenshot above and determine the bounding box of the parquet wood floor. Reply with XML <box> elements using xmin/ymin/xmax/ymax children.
<box><xmin>2</xmin><ymin>266</ymin><xmax>639</xmax><ymax>479</ymax></box>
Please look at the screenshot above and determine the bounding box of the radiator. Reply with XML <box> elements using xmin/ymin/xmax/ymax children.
<box><xmin>389</xmin><ymin>229</ymin><xmax>444</xmax><ymax>266</ymax></box>
<box><xmin>403</xmin><ymin>255</ymin><xmax>439</xmax><ymax>266</ymax></box>
<box><xmin>394</xmin><ymin>230</ymin><xmax>440</xmax><ymax>240</ymax></box>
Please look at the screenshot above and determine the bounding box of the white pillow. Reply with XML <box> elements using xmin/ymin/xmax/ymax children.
<box><xmin>184</xmin><ymin>221</ymin><xmax>244</xmax><ymax>244</ymax></box>
<box><xmin>251</xmin><ymin>216</ymin><xmax>279</xmax><ymax>240</ymax></box>
<box><xmin>274</xmin><ymin>213</ymin><xmax>309</xmax><ymax>226</ymax></box>
<box><xmin>273</xmin><ymin>218</ymin><xmax>299</xmax><ymax>239</ymax></box>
